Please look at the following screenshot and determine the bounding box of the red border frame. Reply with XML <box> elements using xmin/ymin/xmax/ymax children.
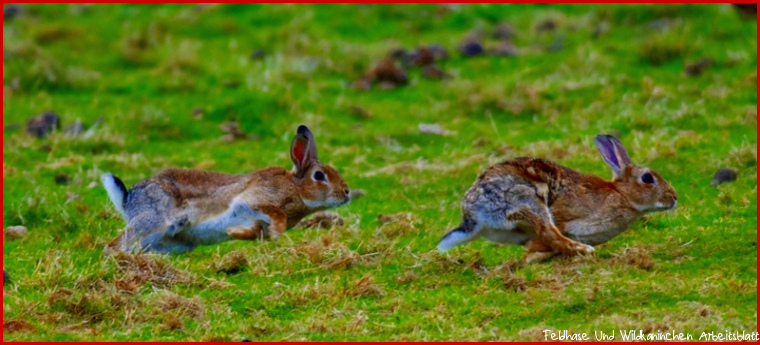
<box><xmin>1</xmin><ymin>2</ymin><xmax>758</xmax><ymax>343</ymax></box>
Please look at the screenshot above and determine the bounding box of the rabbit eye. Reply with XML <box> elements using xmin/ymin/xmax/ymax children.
<box><xmin>641</xmin><ymin>173</ymin><xmax>655</xmax><ymax>184</ymax></box>
<box><xmin>313</xmin><ymin>171</ymin><xmax>326</xmax><ymax>182</ymax></box>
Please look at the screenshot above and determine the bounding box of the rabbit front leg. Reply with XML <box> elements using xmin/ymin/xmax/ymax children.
<box><xmin>507</xmin><ymin>207</ymin><xmax>594</xmax><ymax>257</ymax></box>
<box><xmin>258</xmin><ymin>206</ymin><xmax>287</xmax><ymax>240</ymax></box>
<box><xmin>227</xmin><ymin>222</ymin><xmax>265</xmax><ymax>240</ymax></box>
<box><xmin>222</xmin><ymin>202</ymin><xmax>286</xmax><ymax>240</ymax></box>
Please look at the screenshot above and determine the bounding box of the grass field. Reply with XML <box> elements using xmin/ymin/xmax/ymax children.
<box><xmin>2</xmin><ymin>3</ymin><xmax>757</xmax><ymax>341</ymax></box>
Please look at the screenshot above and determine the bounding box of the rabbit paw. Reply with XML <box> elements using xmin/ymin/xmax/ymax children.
<box><xmin>570</xmin><ymin>242</ymin><xmax>595</xmax><ymax>256</ymax></box>
<box><xmin>268</xmin><ymin>228</ymin><xmax>281</xmax><ymax>241</ymax></box>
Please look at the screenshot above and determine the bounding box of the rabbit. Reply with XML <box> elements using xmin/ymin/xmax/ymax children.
<box><xmin>437</xmin><ymin>134</ymin><xmax>677</xmax><ymax>263</ymax></box>
<box><xmin>101</xmin><ymin>125</ymin><xmax>352</xmax><ymax>255</ymax></box>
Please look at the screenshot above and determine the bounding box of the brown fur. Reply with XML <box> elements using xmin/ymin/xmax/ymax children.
<box><xmin>440</xmin><ymin>135</ymin><xmax>677</xmax><ymax>262</ymax></box>
<box><xmin>104</xmin><ymin>125</ymin><xmax>350</xmax><ymax>254</ymax></box>
<box><xmin>495</xmin><ymin>157</ymin><xmax>676</xmax><ymax>260</ymax></box>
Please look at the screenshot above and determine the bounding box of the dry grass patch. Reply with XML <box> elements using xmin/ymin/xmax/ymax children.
<box><xmin>396</xmin><ymin>271</ymin><xmax>418</xmax><ymax>284</ymax></box>
<box><xmin>502</xmin><ymin>274</ymin><xmax>528</xmax><ymax>293</ymax></box>
<box><xmin>296</xmin><ymin>211</ymin><xmax>346</xmax><ymax>229</ymax></box>
<box><xmin>214</xmin><ymin>251</ymin><xmax>248</xmax><ymax>274</ymax></box>
<box><xmin>377</xmin><ymin>212</ymin><xmax>422</xmax><ymax>237</ymax></box>
<box><xmin>348</xmin><ymin>274</ymin><xmax>384</xmax><ymax>298</ymax></box>
<box><xmin>292</xmin><ymin>235</ymin><xmax>361</xmax><ymax>270</ymax></box>
<box><xmin>610</xmin><ymin>246</ymin><xmax>656</xmax><ymax>270</ymax></box>
<box><xmin>112</xmin><ymin>252</ymin><xmax>192</xmax><ymax>288</ymax></box>
<box><xmin>46</xmin><ymin>288</ymin><xmax>109</xmax><ymax>322</ymax></box>
<box><xmin>3</xmin><ymin>319</ymin><xmax>36</xmax><ymax>334</ymax></box>
<box><xmin>152</xmin><ymin>291</ymin><xmax>205</xmax><ymax>319</ymax></box>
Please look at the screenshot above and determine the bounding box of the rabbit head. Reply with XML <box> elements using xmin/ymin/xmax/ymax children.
<box><xmin>290</xmin><ymin>125</ymin><xmax>351</xmax><ymax>209</ymax></box>
<box><xmin>595</xmin><ymin>134</ymin><xmax>678</xmax><ymax>213</ymax></box>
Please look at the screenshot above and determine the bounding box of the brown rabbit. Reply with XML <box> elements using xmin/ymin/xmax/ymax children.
<box><xmin>102</xmin><ymin>125</ymin><xmax>351</xmax><ymax>254</ymax></box>
<box><xmin>438</xmin><ymin>134</ymin><xmax>677</xmax><ymax>262</ymax></box>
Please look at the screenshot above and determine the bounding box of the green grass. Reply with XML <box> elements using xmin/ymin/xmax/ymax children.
<box><xmin>2</xmin><ymin>3</ymin><xmax>757</xmax><ymax>341</ymax></box>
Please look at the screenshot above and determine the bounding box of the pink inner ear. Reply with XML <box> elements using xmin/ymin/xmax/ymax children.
<box><xmin>293</xmin><ymin>140</ymin><xmax>305</xmax><ymax>164</ymax></box>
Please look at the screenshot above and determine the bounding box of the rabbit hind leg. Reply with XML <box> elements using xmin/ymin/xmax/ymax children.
<box><xmin>523</xmin><ymin>238</ymin><xmax>558</xmax><ymax>263</ymax></box>
<box><xmin>507</xmin><ymin>207</ymin><xmax>594</xmax><ymax>257</ymax></box>
<box><xmin>139</xmin><ymin>231</ymin><xmax>196</xmax><ymax>254</ymax></box>
<box><xmin>104</xmin><ymin>227</ymin><xmax>129</xmax><ymax>256</ymax></box>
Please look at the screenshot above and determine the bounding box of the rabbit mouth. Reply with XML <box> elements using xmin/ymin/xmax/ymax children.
<box><xmin>335</xmin><ymin>196</ymin><xmax>351</xmax><ymax>207</ymax></box>
<box><xmin>653</xmin><ymin>200</ymin><xmax>677</xmax><ymax>211</ymax></box>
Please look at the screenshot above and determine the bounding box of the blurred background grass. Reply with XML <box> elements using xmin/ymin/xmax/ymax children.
<box><xmin>2</xmin><ymin>3</ymin><xmax>757</xmax><ymax>341</ymax></box>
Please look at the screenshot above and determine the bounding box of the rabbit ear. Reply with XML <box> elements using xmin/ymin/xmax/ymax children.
<box><xmin>595</xmin><ymin>134</ymin><xmax>624</xmax><ymax>178</ymax></box>
<box><xmin>297</xmin><ymin>125</ymin><xmax>318</xmax><ymax>161</ymax></box>
<box><xmin>290</xmin><ymin>125</ymin><xmax>318</xmax><ymax>176</ymax></box>
<box><xmin>608</xmin><ymin>135</ymin><xmax>631</xmax><ymax>167</ymax></box>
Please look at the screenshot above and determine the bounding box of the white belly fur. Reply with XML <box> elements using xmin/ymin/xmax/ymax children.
<box><xmin>563</xmin><ymin>221</ymin><xmax>627</xmax><ymax>246</ymax></box>
<box><xmin>479</xmin><ymin>221</ymin><xmax>536</xmax><ymax>245</ymax></box>
<box><xmin>179</xmin><ymin>203</ymin><xmax>268</xmax><ymax>245</ymax></box>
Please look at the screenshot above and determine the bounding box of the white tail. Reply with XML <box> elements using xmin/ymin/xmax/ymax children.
<box><xmin>437</xmin><ymin>227</ymin><xmax>477</xmax><ymax>252</ymax></box>
<box><xmin>101</xmin><ymin>173</ymin><xmax>128</xmax><ymax>220</ymax></box>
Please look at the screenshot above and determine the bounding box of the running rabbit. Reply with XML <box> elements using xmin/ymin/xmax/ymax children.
<box><xmin>102</xmin><ymin>125</ymin><xmax>351</xmax><ymax>254</ymax></box>
<box><xmin>438</xmin><ymin>134</ymin><xmax>677</xmax><ymax>262</ymax></box>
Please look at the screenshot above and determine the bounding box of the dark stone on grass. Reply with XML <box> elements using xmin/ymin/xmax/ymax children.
<box><xmin>358</xmin><ymin>59</ymin><xmax>408</xmax><ymax>90</ymax></box>
<box><xmin>488</xmin><ymin>42</ymin><xmax>518</xmax><ymax>56</ymax></box>
<box><xmin>493</xmin><ymin>22</ymin><xmax>516</xmax><ymax>41</ymax></box>
<box><xmin>733</xmin><ymin>3</ymin><xmax>757</xmax><ymax>19</ymax></box>
<box><xmin>459</xmin><ymin>40</ymin><xmax>484</xmax><ymax>57</ymax></box>
<box><xmin>411</xmin><ymin>46</ymin><xmax>436</xmax><ymax>67</ymax></box>
<box><xmin>3</xmin><ymin>269</ymin><xmax>8</xmax><ymax>285</ymax></box>
<box><xmin>711</xmin><ymin>168</ymin><xmax>737</xmax><ymax>186</ymax></box>
<box><xmin>421</xmin><ymin>64</ymin><xmax>449</xmax><ymax>80</ymax></box>
<box><xmin>685</xmin><ymin>58</ymin><xmax>714</xmax><ymax>77</ymax></box>
<box><xmin>428</xmin><ymin>44</ymin><xmax>449</xmax><ymax>61</ymax></box>
<box><xmin>241</xmin><ymin>339</ymin><xmax>253</xmax><ymax>342</ymax></box>
<box><xmin>250</xmin><ymin>49</ymin><xmax>265</xmax><ymax>60</ymax></box>
<box><xmin>536</xmin><ymin>18</ymin><xmax>557</xmax><ymax>33</ymax></box>
<box><xmin>390</xmin><ymin>47</ymin><xmax>415</xmax><ymax>66</ymax></box>
<box><xmin>26</xmin><ymin>111</ymin><xmax>61</xmax><ymax>138</ymax></box>
<box><xmin>3</xmin><ymin>5</ymin><xmax>20</xmax><ymax>20</ymax></box>
<box><xmin>54</xmin><ymin>173</ymin><xmax>71</xmax><ymax>185</ymax></box>
<box><xmin>348</xmin><ymin>105</ymin><xmax>371</xmax><ymax>119</ymax></box>
<box><xmin>394</xmin><ymin>45</ymin><xmax>448</xmax><ymax>68</ymax></box>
